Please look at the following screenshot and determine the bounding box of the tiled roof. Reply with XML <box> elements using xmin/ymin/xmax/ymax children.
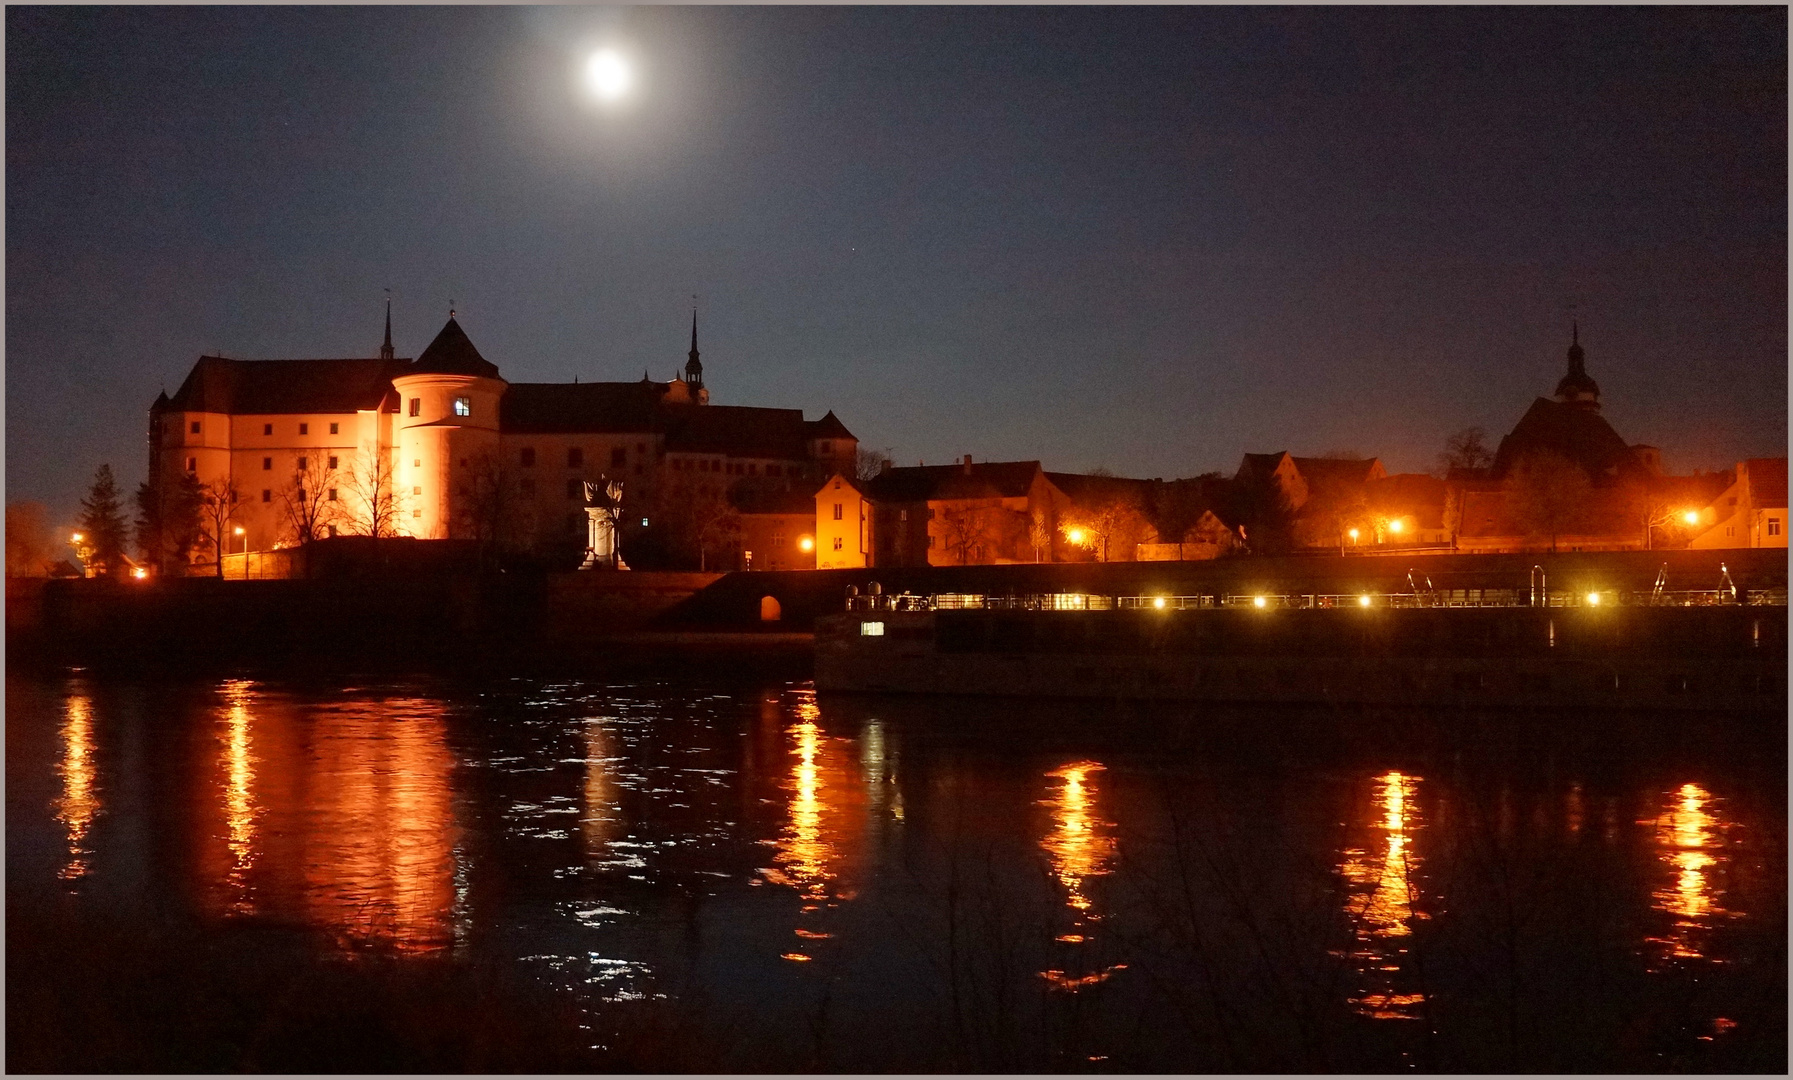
<box><xmin>865</xmin><ymin>461</ymin><xmax>1044</xmax><ymax>503</ymax></box>
<box><xmin>500</xmin><ymin>382</ymin><xmax>671</xmax><ymax>434</ymax></box>
<box><xmin>1291</xmin><ymin>456</ymin><xmax>1385</xmax><ymax>489</ymax></box>
<box><xmin>806</xmin><ymin>410</ymin><xmax>855</xmax><ymax>440</ymax></box>
<box><xmin>663</xmin><ymin>406</ymin><xmax>815</xmax><ymax>459</ymax></box>
<box><xmin>1491</xmin><ymin>397</ymin><xmax>1640</xmax><ymax>484</ymax></box>
<box><xmin>163</xmin><ymin>356</ymin><xmax>412</xmax><ymax>415</ymax></box>
<box><xmin>1044</xmin><ymin>471</ymin><xmax>1156</xmax><ymax>507</ymax></box>
<box><xmin>1744</xmin><ymin>457</ymin><xmax>1788</xmax><ymax>509</ymax></box>
<box><xmin>409</xmin><ymin>317</ymin><xmax>500</xmax><ymax>379</ymax></box>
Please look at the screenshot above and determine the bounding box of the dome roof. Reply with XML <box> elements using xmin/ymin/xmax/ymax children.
<box><xmin>408</xmin><ymin>315</ymin><xmax>500</xmax><ymax>379</ymax></box>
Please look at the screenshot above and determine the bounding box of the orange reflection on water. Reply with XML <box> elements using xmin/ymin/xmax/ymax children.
<box><xmin>583</xmin><ymin>720</ymin><xmax>621</xmax><ymax>861</ymax></box>
<box><xmin>1038</xmin><ymin>761</ymin><xmax>1122</xmax><ymax>992</ymax></box>
<box><xmin>763</xmin><ymin>692</ymin><xmax>867</xmax><ymax>957</ymax></box>
<box><xmin>1339</xmin><ymin>770</ymin><xmax>1427</xmax><ymax>1020</ymax></box>
<box><xmin>1646</xmin><ymin>783</ymin><xmax>1736</xmax><ymax>964</ymax></box>
<box><xmin>301</xmin><ymin>699</ymin><xmax>459</xmax><ymax>952</ymax></box>
<box><xmin>52</xmin><ymin>693</ymin><xmax>100</xmax><ymax>881</ymax></box>
<box><xmin>219</xmin><ymin>680</ymin><xmax>260</xmax><ymax>912</ymax></box>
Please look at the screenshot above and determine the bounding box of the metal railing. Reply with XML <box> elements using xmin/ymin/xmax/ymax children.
<box><xmin>844</xmin><ymin>586</ymin><xmax>1785</xmax><ymax>614</ymax></box>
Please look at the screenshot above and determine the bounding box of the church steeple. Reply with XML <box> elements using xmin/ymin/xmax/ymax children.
<box><xmin>379</xmin><ymin>295</ymin><xmax>395</xmax><ymax>361</ymax></box>
<box><xmin>684</xmin><ymin>308</ymin><xmax>704</xmax><ymax>392</ymax></box>
<box><xmin>1553</xmin><ymin>320</ymin><xmax>1600</xmax><ymax>410</ymax></box>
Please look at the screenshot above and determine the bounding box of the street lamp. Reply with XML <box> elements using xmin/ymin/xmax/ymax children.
<box><xmin>1682</xmin><ymin>510</ymin><xmax>1701</xmax><ymax>526</ymax></box>
<box><xmin>233</xmin><ymin>525</ymin><xmax>247</xmax><ymax>554</ymax></box>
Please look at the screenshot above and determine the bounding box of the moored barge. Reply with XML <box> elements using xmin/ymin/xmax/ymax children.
<box><xmin>816</xmin><ymin>585</ymin><xmax>1787</xmax><ymax>710</ymax></box>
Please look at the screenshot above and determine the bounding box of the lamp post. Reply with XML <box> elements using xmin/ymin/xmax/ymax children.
<box><xmin>70</xmin><ymin>532</ymin><xmax>89</xmax><ymax>578</ymax></box>
<box><xmin>233</xmin><ymin>526</ymin><xmax>247</xmax><ymax>579</ymax></box>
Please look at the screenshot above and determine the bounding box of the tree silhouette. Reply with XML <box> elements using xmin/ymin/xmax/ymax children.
<box><xmin>197</xmin><ymin>477</ymin><xmax>240</xmax><ymax>578</ymax></box>
<box><xmin>1506</xmin><ymin>452</ymin><xmax>1592</xmax><ymax>552</ymax></box>
<box><xmin>76</xmin><ymin>465</ymin><xmax>131</xmax><ymax>575</ymax></box>
<box><xmin>134</xmin><ymin>471</ymin><xmax>204</xmax><ymax>574</ymax></box>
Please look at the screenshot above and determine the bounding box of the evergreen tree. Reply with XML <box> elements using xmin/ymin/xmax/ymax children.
<box><xmin>77</xmin><ymin>464</ymin><xmax>131</xmax><ymax>575</ymax></box>
<box><xmin>135</xmin><ymin>472</ymin><xmax>205</xmax><ymax>573</ymax></box>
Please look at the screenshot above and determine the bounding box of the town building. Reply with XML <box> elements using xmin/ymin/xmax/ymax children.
<box><xmin>1687</xmin><ymin>458</ymin><xmax>1788</xmax><ymax>549</ymax></box>
<box><xmin>149</xmin><ymin>309</ymin><xmax>857</xmax><ymax>567</ymax></box>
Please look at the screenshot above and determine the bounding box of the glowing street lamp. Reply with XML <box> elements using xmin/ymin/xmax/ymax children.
<box><xmin>1389</xmin><ymin>519</ymin><xmax>1404</xmax><ymax>535</ymax></box>
<box><xmin>130</xmin><ymin>567</ymin><xmax>148</xmax><ymax>580</ymax></box>
<box><xmin>1152</xmin><ymin>596</ymin><xmax>1167</xmax><ymax>610</ymax></box>
<box><xmin>1347</xmin><ymin>528</ymin><xmax>1360</xmax><ymax>543</ymax></box>
<box><xmin>1253</xmin><ymin>595</ymin><xmax>1268</xmax><ymax>609</ymax></box>
<box><xmin>1066</xmin><ymin>528</ymin><xmax>1087</xmax><ymax>546</ymax></box>
<box><xmin>1683</xmin><ymin>510</ymin><xmax>1701</xmax><ymax>526</ymax></box>
<box><xmin>1585</xmin><ymin>592</ymin><xmax>1602</xmax><ymax>607</ymax></box>
<box><xmin>798</xmin><ymin>535</ymin><xmax>815</xmax><ymax>553</ymax></box>
<box><xmin>1358</xmin><ymin>594</ymin><xmax>1372</xmax><ymax>608</ymax></box>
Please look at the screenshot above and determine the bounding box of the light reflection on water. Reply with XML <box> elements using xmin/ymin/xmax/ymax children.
<box><xmin>10</xmin><ymin>676</ymin><xmax>1782</xmax><ymax>1063</ymax></box>
<box><xmin>1647</xmin><ymin>782</ymin><xmax>1739</xmax><ymax>967</ymax></box>
<box><xmin>1338</xmin><ymin>770</ymin><xmax>1427</xmax><ymax>1020</ymax></box>
<box><xmin>52</xmin><ymin>691</ymin><xmax>100</xmax><ymax>882</ymax></box>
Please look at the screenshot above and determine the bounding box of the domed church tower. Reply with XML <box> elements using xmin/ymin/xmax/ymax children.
<box><xmin>391</xmin><ymin>311</ymin><xmax>506</xmax><ymax>538</ymax></box>
<box><xmin>1553</xmin><ymin>322</ymin><xmax>1601</xmax><ymax>411</ymax></box>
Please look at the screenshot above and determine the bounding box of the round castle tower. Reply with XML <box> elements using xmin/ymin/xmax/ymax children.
<box><xmin>391</xmin><ymin>313</ymin><xmax>506</xmax><ymax>539</ymax></box>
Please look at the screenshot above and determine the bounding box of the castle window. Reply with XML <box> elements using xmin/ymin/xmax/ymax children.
<box><xmin>299</xmin><ymin>423</ymin><xmax>309</xmax><ymax>435</ymax></box>
<box><xmin>413</xmin><ymin>459</ymin><xmax>420</xmax><ymax>468</ymax></box>
<box><xmin>566</xmin><ymin>478</ymin><xmax>583</xmax><ymax>499</ymax></box>
<box><xmin>409</xmin><ymin>398</ymin><xmax>421</xmax><ymax>417</ymax></box>
<box><xmin>329</xmin><ymin>423</ymin><xmax>339</xmax><ymax>435</ymax></box>
<box><xmin>263</xmin><ymin>423</ymin><xmax>273</xmax><ymax>436</ymax></box>
<box><xmin>454</xmin><ymin>397</ymin><xmax>471</xmax><ymax>417</ymax></box>
<box><xmin>413</xmin><ymin>509</ymin><xmax>422</xmax><ymax>519</ymax></box>
<box><xmin>327</xmin><ymin>488</ymin><xmax>337</xmax><ymax>502</ymax></box>
<box><xmin>773</xmin><ymin>532</ymin><xmax>785</xmax><ymax>549</ymax></box>
<box><xmin>1771</xmin><ymin>518</ymin><xmax>1782</xmax><ymax>537</ymax></box>
<box><xmin>833</xmin><ymin>536</ymin><xmax>844</xmax><ymax>551</ymax></box>
<box><xmin>413</xmin><ymin>486</ymin><xmax>422</xmax><ymax>496</ymax></box>
<box><xmin>262</xmin><ymin>457</ymin><xmax>272</xmax><ymax>470</ymax></box>
<box><xmin>567</xmin><ymin>448</ymin><xmax>584</xmax><ymax>468</ymax></box>
<box><xmin>900</xmin><ymin>510</ymin><xmax>908</xmax><ymax>521</ymax></box>
<box><xmin>190</xmin><ymin>421</ymin><xmax>201</xmax><ymax>434</ymax></box>
<box><xmin>833</xmin><ymin>503</ymin><xmax>843</xmax><ymax>521</ymax></box>
<box><xmin>327</xmin><ymin>456</ymin><xmax>338</xmax><ymax>470</ymax></box>
<box><xmin>297</xmin><ymin>457</ymin><xmax>308</xmax><ymax>471</ymax></box>
<box><xmin>261</xmin><ymin>489</ymin><xmax>271</xmax><ymax>503</ymax></box>
<box><xmin>521</xmin><ymin>448</ymin><xmax>536</xmax><ymax>467</ymax></box>
<box><xmin>185</xmin><ymin>456</ymin><xmax>197</xmax><ymax>472</ymax></box>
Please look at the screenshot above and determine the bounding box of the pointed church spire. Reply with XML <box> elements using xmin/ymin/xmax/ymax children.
<box><xmin>683</xmin><ymin>305</ymin><xmax>704</xmax><ymax>391</ymax></box>
<box><xmin>1555</xmin><ymin>321</ymin><xmax>1599</xmax><ymax>410</ymax></box>
<box><xmin>380</xmin><ymin>293</ymin><xmax>395</xmax><ymax>361</ymax></box>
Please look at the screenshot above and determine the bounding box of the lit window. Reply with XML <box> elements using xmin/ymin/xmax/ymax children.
<box><xmin>262</xmin><ymin>457</ymin><xmax>272</xmax><ymax>470</ymax></box>
<box><xmin>833</xmin><ymin>503</ymin><xmax>844</xmax><ymax>521</ymax></box>
<box><xmin>453</xmin><ymin>397</ymin><xmax>471</xmax><ymax>417</ymax></box>
<box><xmin>860</xmin><ymin>621</ymin><xmax>885</xmax><ymax>637</ymax></box>
<box><xmin>900</xmin><ymin>509</ymin><xmax>908</xmax><ymax>521</ymax></box>
<box><xmin>329</xmin><ymin>422</ymin><xmax>339</xmax><ymax>435</ymax></box>
<box><xmin>299</xmin><ymin>423</ymin><xmax>309</xmax><ymax>435</ymax></box>
<box><xmin>190</xmin><ymin>421</ymin><xmax>201</xmax><ymax>434</ymax></box>
<box><xmin>409</xmin><ymin>398</ymin><xmax>421</xmax><ymax>417</ymax></box>
<box><xmin>263</xmin><ymin>423</ymin><xmax>273</xmax><ymax>435</ymax></box>
<box><xmin>833</xmin><ymin>536</ymin><xmax>844</xmax><ymax>551</ymax></box>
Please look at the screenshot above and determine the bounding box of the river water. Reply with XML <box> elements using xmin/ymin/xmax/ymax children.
<box><xmin>7</xmin><ymin>671</ymin><xmax>1785</xmax><ymax>1071</ymax></box>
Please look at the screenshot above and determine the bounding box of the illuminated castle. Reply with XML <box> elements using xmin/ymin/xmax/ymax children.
<box><xmin>148</xmin><ymin>308</ymin><xmax>857</xmax><ymax>559</ymax></box>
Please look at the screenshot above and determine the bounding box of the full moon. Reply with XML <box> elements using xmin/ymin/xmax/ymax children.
<box><xmin>583</xmin><ymin>49</ymin><xmax>632</xmax><ymax>102</ymax></box>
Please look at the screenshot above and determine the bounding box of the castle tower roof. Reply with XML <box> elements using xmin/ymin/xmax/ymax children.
<box><xmin>408</xmin><ymin>313</ymin><xmax>500</xmax><ymax>379</ymax></box>
<box><xmin>1553</xmin><ymin>321</ymin><xmax>1600</xmax><ymax>409</ymax></box>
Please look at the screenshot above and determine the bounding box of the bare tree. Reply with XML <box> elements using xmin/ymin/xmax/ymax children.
<box><xmin>6</xmin><ymin>502</ymin><xmax>56</xmax><ymax>577</ymax></box>
<box><xmin>278</xmin><ymin>455</ymin><xmax>343</xmax><ymax>545</ymax></box>
<box><xmin>939</xmin><ymin>499</ymin><xmax>1003</xmax><ymax>565</ymax></box>
<box><xmin>1069</xmin><ymin>489</ymin><xmax>1150</xmax><ymax>562</ymax></box>
<box><xmin>455</xmin><ymin>449</ymin><xmax>534</xmax><ymax>557</ymax></box>
<box><xmin>1437</xmin><ymin>427</ymin><xmax>1494</xmax><ymax>477</ymax></box>
<box><xmin>340</xmin><ymin>443</ymin><xmax>407</xmax><ymax>538</ymax></box>
<box><xmin>1506</xmin><ymin>452</ymin><xmax>1591</xmax><ymax>552</ymax></box>
<box><xmin>855</xmin><ymin>446</ymin><xmax>894</xmax><ymax>482</ymax></box>
<box><xmin>197</xmin><ymin>477</ymin><xmax>240</xmax><ymax>578</ymax></box>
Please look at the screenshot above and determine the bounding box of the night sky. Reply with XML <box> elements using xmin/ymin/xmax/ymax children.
<box><xmin>8</xmin><ymin>7</ymin><xmax>1786</xmax><ymax>528</ymax></box>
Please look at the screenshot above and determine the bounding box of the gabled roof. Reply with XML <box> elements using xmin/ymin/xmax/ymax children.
<box><xmin>864</xmin><ymin>460</ymin><xmax>1044</xmax><ymax>503</ymax></box>
<box><xmin>663</xmin><ymin>406</ymin><xmax>814</xmax><ymax>459</ymax></box>
<box><xmin>1045</xmin><ymin>471</ymin><xmax>1156</xmax><ymax>508</ymax></box>
<box><xmin>164</xmin><ymin>355</ymin><xmax>412</xmax><ymax>415</ymax></box>
<box><xmin>1236</xmin><ymin>451</ymin><xmax>1295</xmax><ymax>480</ymax></box>
<box><xmin>1291</xmin><ymin>456</ymin><xmax>1385</xmax><ymax>489</ymax></box>
<box><xmin>807</xmin><ymin>410</ymin><xmax>854</xmax><ymax>440</ymax></box>
<box><xmin>1744</xmin><ymin>457</ymin><xmax>1788</xmax><ymax>508</ymax></box>
<box><xmin>500</xmin><ymin>381</ymin><xmax>671</xmax><ymax>434</ymax></box>
<box><xmin>409</xmin><ymin>317</ymin><xmax>500</xmax><ymax>379</ymax></box>
<box><xmin>1491</xmin><ymin>397</ymin><xmax>1639</xmax><ymax>484</ymax></box>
